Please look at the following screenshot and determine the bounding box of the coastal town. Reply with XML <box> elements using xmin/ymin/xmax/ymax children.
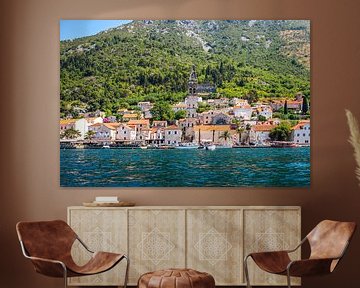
<box><xmin>60</xmin><ymin>67</ymin><xmax>310</xmax><ymax>149</ymax></box>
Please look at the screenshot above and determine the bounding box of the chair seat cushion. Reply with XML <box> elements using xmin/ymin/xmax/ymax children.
<box><xmin>138</xmin><ymin>269</ymin><xmax>215</xmax><ymax>288</ymax></box>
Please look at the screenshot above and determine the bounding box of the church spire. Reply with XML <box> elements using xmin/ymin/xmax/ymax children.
<box><xmin>188</xmin><ymin>65</ymin><xmax>198</xmax><ymax>95</ymax></box>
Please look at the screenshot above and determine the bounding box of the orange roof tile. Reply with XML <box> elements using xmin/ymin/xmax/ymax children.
<box><xmin>128</xmin><ymin>119</ymin><xmax>149</xmax><ymax>125</ymax></box>
<box><xmin>292</xmin><ymin>120</ymin><xmax>310</xmax><ymax>130</ymax></box>
<box><xmin>252</xmin><ymin>124</ymin><xmax>276</xmax><ymax>132</ymax></box>
<box><xmin>164</xmin><ymin>125</ymin><xmax>181</xmax><ymax>130</ymax></box>
<box><xmin>123</xmin><ymin>113</ymin><xmax>138</xmax><ymax>118</ymax></box>
<box><xmin>60</xmin><ymin>119</ymin><xmax>77</xmax><ymax>125</ymax></box>
<box><xmin>194</xmin><ymin>125</ymin><xmax>232</xmax><ymax>131</ymax></box>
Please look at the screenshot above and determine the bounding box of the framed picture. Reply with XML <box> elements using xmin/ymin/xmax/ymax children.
<box><xmin>60</xmin><ymin>20</ymin><xmax>310</xmax><ymax>187</ymax></box>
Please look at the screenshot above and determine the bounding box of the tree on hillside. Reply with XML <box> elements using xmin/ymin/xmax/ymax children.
<box><xmin>302</xmin><ymin>96</ymin><xmax>309</xmax><ymax>114</ymax></box>
<box><xmin>258</xmin><ymin>115</ymin><xmax>267</xmax><ymax>122</ymax></box>
<box><xmin>175</xmin><ymin>110</ymin><xmax>187</xmax><ymax>120</ymax></box>
<box><xmin>284</xmin><ymin>100</ymin><xmax>288</xmax><ymax>115</ymax></box>
<box><xmin>151</xmin><ymin>101</ymin><xmax>175</xmax><ymax>121</ymax></box>
<box><xmin>245</xmin><ymin>90</ymin><xmax>259</xmax><ymax>104</ymax></box>
<box><xmin>269</xmin><ymin>122</ymin><xmax>291</xmax><ymax>141</ymax></box>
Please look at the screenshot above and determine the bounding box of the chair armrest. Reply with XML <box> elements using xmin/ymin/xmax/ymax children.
<box><xmin>287</xmin><ymin>258</ymin><xmax>335</xmax><ymax>277</ymax></box>
<box><xmin>25</xmin><ymin>255</ymin><xmax>67</xmax><ymax>278</ymax></box>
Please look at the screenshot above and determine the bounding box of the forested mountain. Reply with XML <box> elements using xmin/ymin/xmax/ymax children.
<box><xmin>60</xmin><ymin>20</ymin><xmax>310</xmax><ymax>117</ymax></box>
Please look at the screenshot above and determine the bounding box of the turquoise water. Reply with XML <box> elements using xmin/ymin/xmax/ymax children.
<box><xmin>60</xmin><ymin>147</ymin><xmax>310</xmax><ymax>187</ymax></box>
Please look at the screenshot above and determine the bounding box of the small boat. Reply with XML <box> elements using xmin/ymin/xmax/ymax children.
<box><xmin>175</xmin><ymin>143</ymin><xmax>199</xmax><ymax>149</ymax></box>
<box><xmin>270</xmin><ymin>141</ymin><xmax>299</xmax><ymax>148</ymax></box>
<box><xmin>139</xmin><ymin>145</ymin><xmax>148</xmax><ymax>149</ymax></box>
<box><xmin>216</xmin><ymin>144</ymin><xmax>232</xmax><ymax>149</ymax></box>
<box><xmin>205</xmin><ymin>144</ymin><xmax>216</xmax><ymax>151</ymax></box>
<box><xmin>102</xmin><ymin>145</ymin><xmax>111</xmax><ymax>149</ymax></box>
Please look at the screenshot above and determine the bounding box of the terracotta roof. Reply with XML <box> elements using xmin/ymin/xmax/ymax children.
<box><xmin>104</xmin><ymin>123</ymin><xmax>120</xmax><ymax>130</ymax></box>
<box><xmin>292</xmin><ymin>120</ymin><xmax>310</xmax><ymax>130</ymax></box>
<box><xmin>252</xmin><ymin>124</ymin><xmax>276</xmax><ymax>132</ymax></box>
<box><xmin>234</xmin><ymin>104</ymin><xmax>251</xmax><ymax>109</ymax></box>
<box><xmin>123</xmin><ymin>113</ymin><xmax>138</xmax><ymax>118</ymax></box>
<box><xmin>128</xmin><ymin>119</ymin><xmax>149</xmax><ymax>125</ymax></box>
<box><xmin>60</xmin><ymin>119</ymin><xmax>77</xmax><ymax>125</ymax></box>
<box><xmin>194</xmin><ymin>125</ymin><xmax>232</xmax><ymax>131</ymax></box>
<box><xmin>164</xmin><ymin>125</ymin><xmax>181</xmax><ymax>130</ymax></box>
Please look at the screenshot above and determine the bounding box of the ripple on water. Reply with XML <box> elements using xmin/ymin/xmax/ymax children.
<box><xmin>60</xmin><ymin>148</ymin><xmax>310</xmax><ymax>187</ymax></box>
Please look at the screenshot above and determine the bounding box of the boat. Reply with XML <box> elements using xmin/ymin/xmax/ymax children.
<box><xmin>102</xmin><ymin>145</ymin><xmax>111</xmax><ymax>149</ymax></box>
<box><xmin>175</xmin><ymin>143</ymin><xmax>199</xmax><ymax>149</ymax></box>
<box><xmin>216</xmin><ymin>144</ymin><xmax>232</xmax><ymax>149</ymax></box>
<box><xmin>205</xmin><ymin>144</ymin><xmax>216</xmax><ymax>151</ymax></box>
<box><xmin>139</xmin><ymin>145</ymin><xmax>148</xmax><ymax>149</ymax></box>
<box><xmin>270</xmin><ymin>141</ymin><xmax>299</xmax><ymax>148</ymax></box>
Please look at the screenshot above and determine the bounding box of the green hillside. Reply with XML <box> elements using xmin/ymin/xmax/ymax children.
<box><xmin>60</xmin><ymin>20</ymin><xmax>310</xmax><ymax>117</ymax></box>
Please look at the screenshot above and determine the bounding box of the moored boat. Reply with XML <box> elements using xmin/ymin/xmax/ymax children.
<box><xmin>175</xmin><ymin>143</ymin><xmax>199</xmax><ymax>149</ymax></box>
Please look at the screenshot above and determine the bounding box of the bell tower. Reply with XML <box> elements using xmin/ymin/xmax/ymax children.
<box><xmin>188</xmin><ymin>65</ymin><xmax>198</xmax><ymax>95</ymax></box>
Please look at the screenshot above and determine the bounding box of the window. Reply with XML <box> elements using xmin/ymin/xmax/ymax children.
<box><xmin>168</xmin><ymin>131</ymin><xmax>171</xmax><ymax>135</ymax></box>
<box><xmin>124</xmin><ymin>131</ymin><xmax>127</xmax><ymax>134</ymax></box>
<box><xmin>297</xmin><ymin>133</ymin><xmax>300</xmax><ymax>137</ymax></box>
<box><xmin>303</xmin><ymin>133</ymin><xmax>306</xmax><ymax>137</ymax></box>
<box><xmin>305</xmin><ymin>140</ymin><xmax>309</xmax><ymax>143</ymax></box>
<box><xmin>175</xmin><ymin>131</ymin><xmax>177</xmax><ymax>134</ymax></box>
<box><xmin>124</xmin><ymin>137</ymin><xmax>126</xmax><ymax>140</ymax></box>
<box><xmin>167</xmin><ymin>140</ymin><xmax>170</xmax><ymax>144</ymax></box>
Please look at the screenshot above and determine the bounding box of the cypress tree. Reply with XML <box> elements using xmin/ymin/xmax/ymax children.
<box><xmin>302</xmin><ymin>96</ymin><xmax>309</xmax><ymax>114</ymax></box>
<box><xmin>284</xmin><ymin>100</ymin><xmax>288</xmax><ymax>115</ymax></box>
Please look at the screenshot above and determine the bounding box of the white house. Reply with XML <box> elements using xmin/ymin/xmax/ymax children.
<box><xmin>88</xmin><ymin>123</ymin><xmax>119</xmax><ymax>141</ymax></box>
<box><xmin>256</xmin><ymin>105</ymin><xmax>273</xmax><ymax>120</ymax></box>
<box><xmin>128</xmin><ymin>119</ymin><xmax>150</xmax><ymax>133</ymax></box>
<box><xmin>249</xmin><ymin>124</ymin><xmax>277</xmax><ymax>144</ymax></box>
<box><xmin>199</xmin><ymin>110</ymin><xmax>217</xmax><ymax>125</ymax></box>
<box><xmin>137</xmin><ymin>101</ymin><xmax>152</xmax><ymax>111</ymax></box>
<box><xmin>185</xmin><ymin>95</ymin><xmax>202</xmax><ymax>109</ymax></box>
<box><xmin>152</xmin><ymin>120</ymin><xmax>167</xmax><ymax>128</ymax></box>
<box><xmin>164</xmin><ymin>125</ymin><xmax>182</xmax><ymax>145</ymax></box>
<box><xmin>116</xmin><ymin>124</ymin><xmax>136</xmax><ymax>141</ymax></box>
<box><xmin>291</xmin><ymin>120</ymin><xmax>310</xmax><ymax>144</ymax></box>
<box><xmin>60</xmin><ymin>118</ymin><xmax>91</xmax><ymax>140</ymax></box>
<box><xmin>150</xmin><ymin>127</ymin><xmax>165</xmax><ymax>145</ymax></box>
<box><xmin>172</xmin><ymin>102</ymin><xmax>187</xmax><ymax>112</ymax></box>
<box><xmin>233</xmin><ymin>104</ymin><xmax>253</xmax><ymax>120</ymax></box>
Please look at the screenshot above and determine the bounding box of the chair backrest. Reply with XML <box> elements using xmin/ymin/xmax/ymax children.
<box><xmin>16</xmin><ymin>220</ymin><xmax>77</xmax><ymax>261</ymax></box>
<box><xmin>307</xmin><ymin>220</ymin><xmax>356</xmax><ymax>261</ymax></box>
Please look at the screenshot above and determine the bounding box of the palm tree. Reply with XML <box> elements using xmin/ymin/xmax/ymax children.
<box><xmin>61</xmin><ymin>128</ymin><xmax>81</xmax><ymax>140</ymax></box>
<box><xmin>85</xmin><ymin>130</ymin><xmax>96</xmax><ymax>142</ymax></box>
<box><xmin>233</xmin><ymin>118</ymin><xmax>245</xmax><ymax>144</ymax></box>
<box><xmin>219</xmin><ymin>130</ymin><xmax>232</xmax><ymax>144</ymax></box>
<box><xmin>245</xmin><ymin>123</ymin><xmax>251</xmax><ymax>145</ymax></box>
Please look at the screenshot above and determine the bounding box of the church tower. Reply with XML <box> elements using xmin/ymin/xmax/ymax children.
<box><xmin>188</xmin><ymin>65</ymin><xmax>198</xmax><ymax>95</ymax></box>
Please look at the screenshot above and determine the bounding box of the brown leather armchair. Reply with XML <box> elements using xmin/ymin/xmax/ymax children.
<box><xmin>244</xmin><ymin>220</ymin><xmax>356</xmax><ymax>288</ymax></box>
<box><xmin>16</xmin><ymin>220</ymin><xmax>129</xmax><ymax>288</ymax></box>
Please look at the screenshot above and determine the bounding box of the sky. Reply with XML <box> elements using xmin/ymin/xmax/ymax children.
<box><xmin>60</xmin><ymin>20</ymin><xmax>132</xmax><ymax>41</ymax></box>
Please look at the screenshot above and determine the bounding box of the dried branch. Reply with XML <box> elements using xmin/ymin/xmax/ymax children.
<box><xmin>345</xmin><ymin>109</ymin><xmax>360</xmax><ymax>185</ymax></box>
